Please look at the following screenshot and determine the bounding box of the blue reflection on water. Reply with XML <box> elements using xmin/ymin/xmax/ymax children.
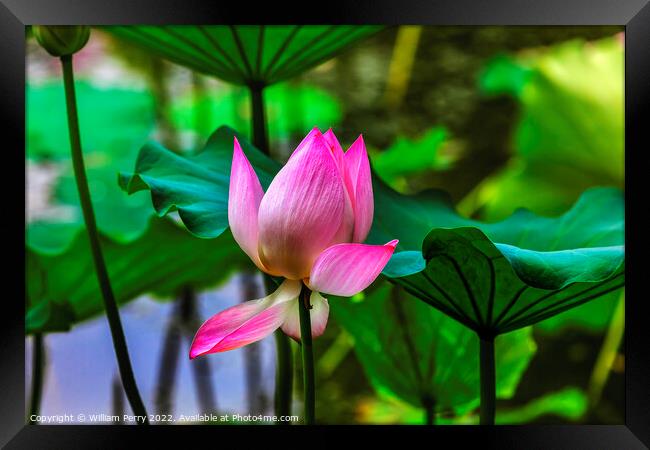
<box><xmin>26</xmin><ymin>273</ymin><xmax>277</xmax><ymax>422</ymax></box>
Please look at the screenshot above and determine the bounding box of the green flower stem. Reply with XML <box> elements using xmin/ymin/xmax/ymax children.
<box><xmin>264</xmin><ymin>275</ymin><xmax>293</xmax><ymax>418</ymax></box>
<box><xmin>425</xmin><ymin>406</ymin><xmax>434</xmax><ymax>426</ymax></box>
<box><xmin>479</xmin><ymin>334</ymin><xmax>496</xmax><ymax>425</ymax></box>
<box><xmin>28</xmin><ymin>333</ymin><xmax>44</xmax><ymax>424</ymax></box>
<box><xmin>298</xmin><ymin>284</ymin><xmax>315</xmax><ymax>425</ymax></box>
<box><xmin>274</xmin><ymin>330</ymin><xmax>293</xmax><ymax>417</ymax></box>
<box><xmin>60</xmin><ymin>54</ymin><xmax>149</xmax><ymax>424</ymax></box>
<box><xmin>250</xmin><ymin>84</ymin><xmax>269</xmax><ymax>156</ymax></box>
<box><xmin>422</xmin><ymin>396</ymin><xmax>435</xmax><ymax>425</ymax></box>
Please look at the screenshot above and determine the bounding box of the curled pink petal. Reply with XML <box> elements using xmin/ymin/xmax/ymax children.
<box><xmin>308</xmin><ymin>240</ymin><xmax>399</xmax><ymax>296</ymax></box>
<box><xmin>344</xmin><ymin>136</ymin><xmax>374</xmax><ymax>243</ymax></box>
<box><xmin>228</xmin><ymin>138</ymin><xmax>266</xmax><ymax>270</ymax></box>
<box><xmin>189</xmin><ymin>280</ymin><xmax>301</xmax><ymax>358</ymax></box>
<box><xmin>257</xmin><ymin>130</ymin><xmax>348</xmax><ymax>280</ymax></box>
<box><xmin>281</xmin><ymin>291</ymin><xmax>330</xmax><ymax>341</ymax></box>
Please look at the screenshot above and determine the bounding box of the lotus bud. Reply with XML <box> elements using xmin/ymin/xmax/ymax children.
<box><xmin>33</xmin><ymin>25</ymin><xmax>90</xmax><ymax>57</ymax></box>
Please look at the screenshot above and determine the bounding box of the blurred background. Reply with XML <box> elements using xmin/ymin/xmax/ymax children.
<box><xmin>25</xmin><ymin>25</ymin><xmax>624</xmax><ymax>424</ymax></box>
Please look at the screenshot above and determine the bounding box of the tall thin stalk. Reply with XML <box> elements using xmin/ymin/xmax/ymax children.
<box><xmin>264</xmin><ymin>275</ymin><xmax>293</xmax><ymax>418</ymax></box>
<box><xmin>28</xmin><ymin>333</ymin><xmax>45</xmax><ymax>423</ymax></box>
<box><xmin>60</xmin><ymin>54</ymin><xmax>148</xmax><ymax>424</ymax></box>
<box><xmin>422</xmin><ymin>396</ymin><xmax>435</xmax><ymax>426</ymax></box>
<box><xmin>250</xmin><ymin>84</ymin><xmax>269</xmax><ymax>155</ymax></box>
<box><xmin>273</xmin><ymin>329</ymin><xmax>293</xmax><ymax>417</ymax></box>
<box><xmin>479</xmin><ymin>334</ymin><xmax>496</xmax><ymax>425</ymax></box>
<box><xmin>298</xmin><ymin>284</ymin><xmax>315</xmax><ymax>425</ymax></box>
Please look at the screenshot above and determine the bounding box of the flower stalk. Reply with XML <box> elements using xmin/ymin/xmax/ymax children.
<box><xmin>274</xmin><ymin>329</ymin><xmax>294</xmax><ymax>417</ymax></box>
<box><xmin>479</xmin><ymin>334</ymin><xmax>496</xmax><ymax>425</ymax></box>
<box><xmin>60</xmin><ymin>54</ymin><xmax>149</xmax><ymax>424</ymax></box>
<box><xmin>28</xmin><ymin>333</ymin><xmax>45</xmax><ymax>423</ymax></box>
<box><xmin>267</xmin><ymin>272</ymin><xmax>294</xmax><ymax>419</ymax></box>
<box><xmin>250</xmin><ymin>84</ymin><xmax>269</xmax><ymax>156</ymax></box>
<box><xmin>422</xmin><ymin>395</ymin><xmax>435</xmax><ymax>426</ymax></box>
<box><xmin>298</xmin><ymin>284</ymin><xmax>315</xmax><ymax>425</ymax></box>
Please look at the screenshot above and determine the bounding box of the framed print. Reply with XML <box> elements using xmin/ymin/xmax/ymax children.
<box><xmin>2</xmin><ymin>0</ymin><xmax>649</xmax><ymax>447</ymax></box>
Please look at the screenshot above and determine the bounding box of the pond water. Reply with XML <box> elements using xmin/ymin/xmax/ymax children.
<box><xmin>25</xmin><ymin>273</ymin><xmax>278</xmax><ymax>422</ymax></box>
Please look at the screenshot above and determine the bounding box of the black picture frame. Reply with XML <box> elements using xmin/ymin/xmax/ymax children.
<box><xmin>2</xmin><ymin>0</ymin><xmax>648</xmax><ymax>447</ymax></box>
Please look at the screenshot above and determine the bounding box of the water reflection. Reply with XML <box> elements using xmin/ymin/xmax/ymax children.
<box><xmin>26</xmin><ymin>273</ymin><xmax>277</xmax><ymax>423</ymax></box>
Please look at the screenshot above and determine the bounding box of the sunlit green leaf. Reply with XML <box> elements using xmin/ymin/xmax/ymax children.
<box><xmin>27</xmin><ymin>80</ymin><xmax>155</xmax><ymax>161</ymax></box>
<box><xmin>331</xmin><ymin>282</ymin><xmax>536</xmax><ymax>414</ymax></box>
<box><xmin>369</xmin><ymin>182</ymin><xmax>624</xmax><ymax>334</ymax></box>
<box><xmin>478</xmin><ymin>54</ymin><xmax>533</xmax><ymax>97</ymax></box>
<box><xmin>475</xmin><ymin>37</ymin><xmax>625</xmax><ymax>334</ymax></box>
<box><xmin>106</xmin><ymin>26</ymin><xmax>382</xmax><ymax>86</ymax></box>
<box><xmin>470</xmin><ymin>35</ymin><xmax>623</xmax><ymax>220</ymax></box>
<box><xmin>371</xmin><ymin>126</ymin><xmax>452</xmax><ymax>188</ymax></box>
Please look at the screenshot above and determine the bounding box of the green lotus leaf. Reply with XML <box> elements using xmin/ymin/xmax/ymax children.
<box><xmin>27</xmin><ymin>80</ymin><xmax>155</xmax><ymax>161</ymax></box>
<box><xmin>106</xmin><ymin>26</ymin><xmax>382</xmax><ymax>86</ymax></box>
<box><xmin>52</xmin><ymin>157</ymin><xmax>156</xmax><ymax>245</ymax></box>
<box><xmin>470</xmin><ymin>35</ymin><xmax>625</xmax><ymax>333</ymax></box>
<box><xmin>330</xmin><ymin>282</ymin><xmax>536</xmax><ymax>415</ymax></box>
<box><xmin>470</xmin><ymin>35</ymin><xmax>623</xmax><ymax>220</ymax></box>
<box><xmin>26</xmin><ymin>218</ymin><xmax>249</xmax><ymax>334</ymax></box>
<box><xmin>369</xmin><ymin>182</ymin><xmax>624</xmax><ymax>334</ymax></box>
<box><xmin>371</xmin><ymin>126</ymin><xmax>452</xmax><ymax>189</ymax></box>
<box><xmin>26</xmin><ymin>221</ymin><xmax>83</xmax><ymax>256</ymax></box>
<box><xmin>25</xmin><ymin>297</ymin><xmax>76</xmax><ymax>333</ymax></box>
<box><xmin>27</xmin><ymin>76</ymin><xmax>160</xmax><ymax>245</ymax></box>
<box><xmin>119</xmin><ymin>126</ymin><xmax>279</xmax><ymax>239</ymax></box>
<box><xmin>535</xmin><ymin>290</ymin><xmax>622</xmax><ymax>334</ymax></box>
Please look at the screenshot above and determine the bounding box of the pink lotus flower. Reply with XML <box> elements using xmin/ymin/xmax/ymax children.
<box><xmin>190</xmin><ymin>128</ymin><xmax>398</xmax><ymax>359</ymax></box>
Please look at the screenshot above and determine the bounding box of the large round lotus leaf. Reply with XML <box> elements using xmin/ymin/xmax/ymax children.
<box><xmin>369</xmin><ymin>181</ymin><xmax>624</xmax><ymax>335</ymax></box>
<box><xmin>471</xmin><ymin>35</ymin><xmax>623</xmax><ymax>220</ymax></box>
<box><xmin>27</xmin><ymin>80</ymin><xmax>155</xmax><ymax>161</ymax></box>
<box><xmin>330</xmin><ymin>282</ymin><xmax>536</xmax><ymax>414</ymax></box>
<box><xmin>106</xmin><ymin>26</ymin><xmax>382</xmax><ymax>86</ymax></box>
